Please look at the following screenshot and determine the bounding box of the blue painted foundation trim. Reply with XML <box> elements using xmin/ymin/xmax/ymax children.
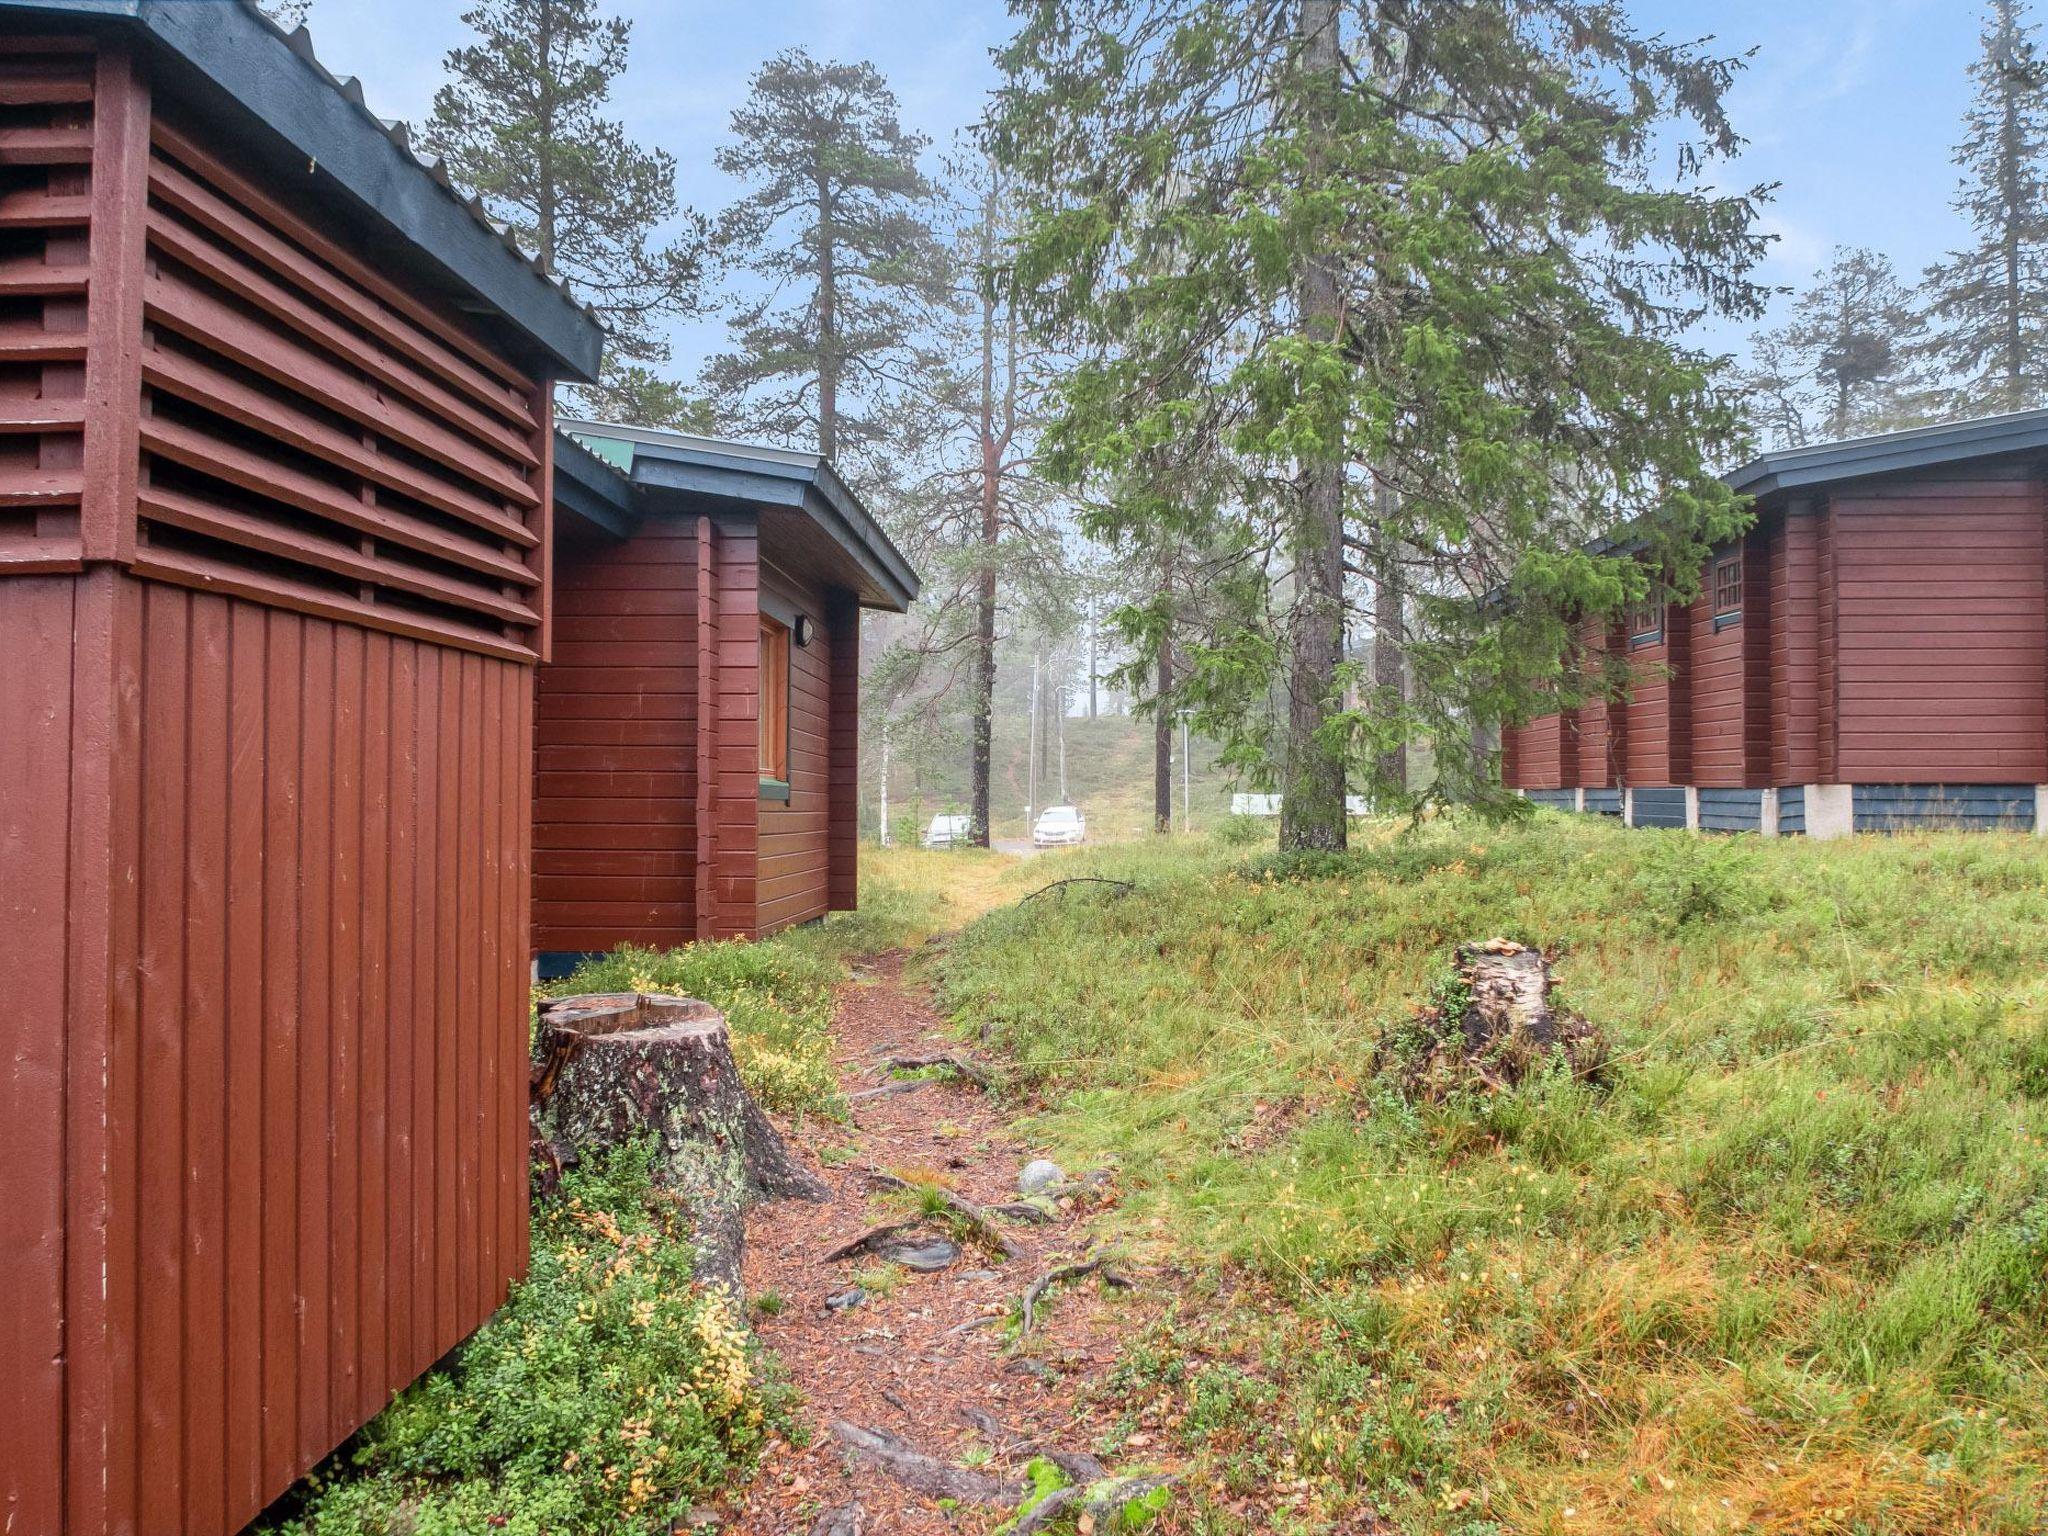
<box><xmin>1698</xmin><ymin>787</ymin><xmax>1764</xmax><ymax>833</ymax></box>
<box><xmin>1630</xmin><ymin>786</ymin><xmax>1688</xmax><ymax>829</ymax></box>
<box><xmin>1851</xmin><ymin>784</ymin><xmax>2035</xmax><ymax>832</ymax></box>
<box><xmin>1778</xmin><ymin>785</ymin><xmax>1805</xmax><ymax>835</ymax></box>
<box><xmin>536</xmin><ymin>951</ymin><xmax>603</xmax><ymax>982</ymax></box>
<box><xmin>1525</xmin><ymin>789</ymin><xmax>1577</xmax><ymax>811</ymax></box>
<box><xmin>1583</xmin><ymin>788</ymin><xmax>1623</xmax><ymax>817</ymax></box>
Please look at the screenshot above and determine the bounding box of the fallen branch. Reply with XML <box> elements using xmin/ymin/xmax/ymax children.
<box><xmin>883</xmin><ymin>1051</ymin><xmax>993</xmax><ymax>1090</ymax></box>
<box><xmin>1020</xmin><ymin>876</ymin><xmax>1135</xmax><ymax>904</ymax></box>
<box><xmin>864</xmin><ymin>1168</ymin><xmax>1025</xmax><ymax>1260</ymax></box>
<box><xmin>1014</xmin><ymin>1472</ymin><xmax>1177</xmax><ymax>1535</ymax></box>
<box><xmin>829</xmin><ymin>1421</ymin><xmax>1022</xmax><ymax>1506</ymax></box>
<box><xmin>846</xmin><ymin>1079</ymin><xmax>928</xmax><ymax>1103</ymax></box>
<box><xmin>821</xmin><ymin>1218</ymin><xmax>921</xmax><ymax>1264</ymax></box>
<box><xmin>1017</xmin><ymin>1257</ymin><xmax>1134</xmax><ymax>1337</ymax></box>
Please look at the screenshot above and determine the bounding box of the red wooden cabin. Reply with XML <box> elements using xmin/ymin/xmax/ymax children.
<box><xmin>0</xmin><ymin>4</ymin><xmax>601</xmax><ymax>1531</ymax></box>
<box><xmin>535</xmin><ymin>421</ymin><xmax>919</xmax><ymax>971</ymax></box>
<box><xmin>1503</xmin><ymin>414</ymin><xmax>2048</xmax><ymax>835</ymax></box>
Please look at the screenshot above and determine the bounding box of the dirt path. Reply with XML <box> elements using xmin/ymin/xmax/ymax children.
<box><xmin>722</xmin><ymin>952</ymin><xmax>1137</xmax><ymax>1534</ymax></box>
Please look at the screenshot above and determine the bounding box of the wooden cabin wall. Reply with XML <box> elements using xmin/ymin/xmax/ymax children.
<box><xmin>1769</xmin><ymin>508</ymin><xmax>1825</xmax><ymax>786</ymax></box>
<box><xmin>757</xmin><ymin>562</ymin><xmax>835</xmax><ymax>932</ymax></box>
<box><xmin>1623</xmin><ymin>598</ymin><xmax>1691</xmax><ymax>786</ymax></box>
<box><xmin>1514</xmin><ymin>708</ymin><xmax>1569</xmax><ymax>790</ymax></box>
<box><xmin>534</xmin><ymin>524</ymin><xmax>698</xmax><ymax>951</ymax></box>
<box><xmin>1575</xmin><ymin>621</ymin><xmax>1618</xmax><ymax>788</ymax></box>
<box><xmin>1829</xmin><ymin>477</ymin><xmax>2048</xmax><ymax>783</ymax></box>
<box><xmin>827</xmin><ymin>591</ymin><xmax>861</xmax><ymax>912</ymax></box>
<box><xmin>707</xmin><ymin>518</ymin><xmax>763</xmax><ymax>938</ymax></box>
<box><xmin>1689</xmin><ymin>529</ymin><xmax>1773</xmax><ymax>787</ymax></box>
<box><xmin>0</xmin><ymin>40</ymin><xmax>548</xmax><ymax>1535</ymax></box>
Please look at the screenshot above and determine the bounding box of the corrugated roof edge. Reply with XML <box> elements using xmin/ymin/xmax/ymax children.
<box><xmin>0</xmin><ymin>0</ymin><xmax>603</xmax><ymax>379</ymax></box>
<box><xmin>559</xmin><ymin>419</ymin><xmax>921</xmax><ymax>611</ymax></box>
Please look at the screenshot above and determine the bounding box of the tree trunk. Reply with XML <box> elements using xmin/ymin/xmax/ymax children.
<box><xmin>1154</xmin><ymin>628</ymin><xmax>1173</xmax><ymax>835</ymax></box>
<box><xmin>1372</xmin><ymin>482</ymin><xmax>1407</xmax><ymax>801</ymax></box>
<box><xmin>531</xmin><ymin>992</ymin><xmax>827</xmax><ymax>1294</ymax></box>
<box><xmin>1280</xmin><ymin>0</ymin><xmax>1349</xmax><ymax>853</ymax></box>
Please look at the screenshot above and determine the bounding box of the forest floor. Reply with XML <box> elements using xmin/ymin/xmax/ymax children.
<box><xmin>721</xmin><ymin>950</ymin><xmax>1160</xmax><ymax>1535</ymax></box>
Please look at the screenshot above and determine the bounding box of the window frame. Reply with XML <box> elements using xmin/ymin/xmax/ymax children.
<box><xmin>1627</xmin><ymin>596</ymin><xmax>1665</xmax><ymax>647</ymax></box>
<box><xmin>758</xmin><ymin>613</ymin><xmax>791</xmax><ymax>798</ymax></box>
<box><xmin>1712</xmin><ymin>555</ymin><xmax>1743</xmax><ymax>630</ymax></box>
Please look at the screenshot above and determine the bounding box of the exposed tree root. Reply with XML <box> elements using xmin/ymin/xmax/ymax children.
<box><xmin>1017</xmin><ymin>1257</ymin><xmax>1134</xmax><ymax>1338</ymax></box>
<box><xmin>864</xmin><ymin>1168</ymin><xmax>1025</xmax><ymax>1259</ymax></box>
<box><xmin>882</xmin><ymin>1050</ymin><xmax>993</xmax><ymax>1089</ymax></box>
<box><xmin>828</xmin><ymin>1421</ymin><xmax>1023</xmax><ymax>1506</ymax></box>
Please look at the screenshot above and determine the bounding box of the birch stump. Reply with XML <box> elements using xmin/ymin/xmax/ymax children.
<box><xmin>531</xmin><ymin>992</ymin><xmax>828</xmax><ymax>1292</ymax></box>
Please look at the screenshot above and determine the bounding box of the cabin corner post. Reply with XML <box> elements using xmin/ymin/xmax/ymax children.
<box><xmin>706</xmin><ymin>514</ymin><xmax>761</xmax><ymax>939</ymax></box>
<box><xmin>826</xmin><ymin>591</ymin><xmax>860</xmax><ymax>912</ymax></box>
<box><xmin>80</xmin><ymin>42</ymin><xmax>150</xmax><ymax>567</ymax></box>
<box><xmin>693</xmin><ymin>514</ymin><xmax>721</xmax><ymax>940</ymax></box>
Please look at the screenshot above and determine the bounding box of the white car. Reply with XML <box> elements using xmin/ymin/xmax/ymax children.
<box><xmin>1031</xmin><ymin>805</ymin><xmax>1087</xmax><ymax>847</ymax></box>
<box><xmin>923</xmin><ymin>813</ymin><xmax>972</xmax><ymax>849</ymax></box>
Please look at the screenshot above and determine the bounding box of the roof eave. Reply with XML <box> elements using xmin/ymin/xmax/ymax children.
<box><xmin>1</xmin><ymin>0</ymin><xmax>603</xmax><ymax>380</ymax></box>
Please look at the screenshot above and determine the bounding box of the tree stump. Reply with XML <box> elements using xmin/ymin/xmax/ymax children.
<box><xmin>1379</xmin><ymin>939</ymin><xmax>1607</xmax><ymax>1099</ymax></box>
<box><xmin>530</xmin><ymin>992</ymin><xmax>828</xmax><ymax>1292</ymax></box>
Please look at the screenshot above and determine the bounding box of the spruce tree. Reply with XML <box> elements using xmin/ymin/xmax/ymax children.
<box><xmin>421</xmin><ymin>0</ymin><xmax>708</xmax><ymax>426</ymax></box>
<box><xmin>1924</xmin><ymin>0</ymin><xmax>2048</xmax><ymax>414</ymax></box>
<box><xmin>704</xmin><ymin>50</ymin><xmax>948</xmax><ymax>475</ymax></box>
<box><xmin>991</xmin><ymin>1</ymin><xmax>1770</xmax><ymax>844</ymax></box>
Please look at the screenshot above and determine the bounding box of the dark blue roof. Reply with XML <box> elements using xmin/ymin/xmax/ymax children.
<box><xmin>1727</xmin><ymin>407</ymin><xmax>2048</xmax><ymax>498</ymax></box>
<box><xmin>0</xmin><ymin>0</ymin><xmax>603</xmax><ymax>380</ymax></box>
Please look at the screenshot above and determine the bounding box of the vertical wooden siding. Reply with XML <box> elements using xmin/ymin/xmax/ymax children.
<box><xmin>533</xmin><ymin>525</ymin><xmax>698</xmax><ymax>951</ymax></box>
<box><xmin>757</xmin><ymin>562</ymin><xmax>834</xmax><ymax>933</ymax></box>
<box><xmin>0</xmin><ymin>39</ymin><xmax>549</xmax><ymax>1536</ymax></box>
<box><xmin>0</xmin><ymin>580</ymin><xmax>533</xmax><ymax>1536</ymax></box>
<box><xmin>1830</xmin><ymin>480</ymin><xmax>2048</xmax><ymax>781</ymax></box>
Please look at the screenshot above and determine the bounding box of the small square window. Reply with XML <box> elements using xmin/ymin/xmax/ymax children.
<box><xmin>759</xmin><ymin>615</ymin><xmax>790</xmax><ymax>785</ymax></box>
<box><xmin>1628</xmin><ymin>598</ymin><xmax>1665</xmax><ymax>644</ymax></box>
<box><xmin>1714</xmin><ymin>557</ymin><xmax>1742</xmax><ymax>617</ymax></box>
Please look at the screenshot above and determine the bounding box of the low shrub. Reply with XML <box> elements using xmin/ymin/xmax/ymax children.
<box><xmin>265</xmin><ymin>1144</ymin><xmax>789</xmax><ymax>1536</ymax></box>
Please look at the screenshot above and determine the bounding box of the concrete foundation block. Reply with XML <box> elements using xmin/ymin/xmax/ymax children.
<box><xmin>1804</xmin><ymin>784</ymin><xmax>1854</xmax><ymax>840</ymax></box>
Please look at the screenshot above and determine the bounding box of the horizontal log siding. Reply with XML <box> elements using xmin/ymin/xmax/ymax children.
<box><xmin>1830</xmin><ymin>482</ymin><xmax>2048</xmax><ymax>782</ymax></box>
<box><xmin>1575</xmin><ymin>621</ymin><xmax>1618</xmax><ymax>788</ymax></box>
<box><xmin>827</xmin><ymin>591</ymin><xmax>859</xmax><ymax>911</ymax></box>
<box><xmin>533</xmin><ymin>524</ymin><xmax>698</xmax><ymax>952</ymax></box>
<box><xmin>2</xmin><ymin>574</ymin><xmax>532</xmax><ymax>1536</ymax></box>
<box><xmin>1770</xmin><ymin>509</ymin><xmax>1823</xmax><ymax>785</ymax></box>
<box><xmin>1623</xmin><ymin>600</ymin><xmax>1689</xmax><ymax>786</ymax></box>
<box><xmin>756</xmin><ymin>563</ymin><xmax>834</xmax><ymax>933</ymax></box>
<box><xmin>709</xmin><ymin>521</ymin><xmax>761</xmax><ymax>938</ymax></box>
<box><xmin>1514</xmin><ymin>708</ymin><xmax>1568</xmax><ymax>790</ymax></box>
<box><xmin>1689</xmin><ymin>533</ymin><xmax>1771</xmax><ymax>788</ymax></box>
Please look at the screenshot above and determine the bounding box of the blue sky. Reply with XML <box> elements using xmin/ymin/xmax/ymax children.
<box><xmin>302</xmin><ymin>0</ymin><xmax>1986</xmax><ymax>370</ymax></box>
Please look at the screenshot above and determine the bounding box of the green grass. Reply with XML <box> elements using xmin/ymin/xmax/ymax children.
<box><xmin>924</xmin><ymin>813</ymin><xmax>2048</xmax><ymax>1535</ymax></box>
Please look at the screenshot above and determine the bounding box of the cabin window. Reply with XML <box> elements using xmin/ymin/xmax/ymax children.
<box><xmin>1713</xmin><ymin>556</ymin><xmax>1742</xmax><ymax>629</ymax></box>
<box><xmin>1628</xmin><ymin>598</ymin><xmax>1664</xmax><ymax>646</ymax></box>
<box><xmin>759</xmin><ymin>615</ymin><xmax>791</xmax><ymax>792</ymax></box>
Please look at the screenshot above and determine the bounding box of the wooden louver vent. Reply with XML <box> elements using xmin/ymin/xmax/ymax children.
<box><xmin>132</xmin><ymin>117</ymin><xmax>549</xmax><ymax>660</ymax></box>
<box><xmin>0</xmin><ymin>49</ymin><xmax>95</xmax><ymax>572</ymax></box>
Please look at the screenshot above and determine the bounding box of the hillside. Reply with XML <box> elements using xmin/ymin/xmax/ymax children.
<box><xmin>913</xmin><ymin>816</ymin><xmax>2048</xmax><ymax>1534</ymax></box>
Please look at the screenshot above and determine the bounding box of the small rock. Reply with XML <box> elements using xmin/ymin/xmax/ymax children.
<box><xmin>873</xmin><ymin>1235</ymin><xmax>961</xmax><ymax>1272</ymax></box>
<box><xmin>677</xmin><ymin>1507</ymin><xmax>723</xmax><ymax>1530</ymax></box>
<box><xmin>955</xmin><ymin>1268</ymin><xmax>1001</xmax><ymax>1282</ymax></box>
<box><xmin>1018</xmin><ymin>1158</ymin><xmax>1066</xmax><ymax>1196</ymax></box>
<box><xmin>1005</xmin><ymin>1358</ymin><xmax>1057</xmax><ymax>1383</ymax></box>
<box><xmin>825</xmin><ymin>1287</ymin><xmax>868</xmax><ymax>1312</ymax></box>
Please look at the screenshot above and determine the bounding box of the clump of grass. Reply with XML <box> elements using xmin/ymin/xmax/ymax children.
<box><xmin>264</xmin><ymin>1144</ymin><xmax>789</xmax><ymax>1536</ymax></box>
<box><xmin>545</xmin><ymin>940</ymin><xmax>842</xmax><ymax>1115</ymax></box>
<box><xmin>929</xmin><ymin>816</ymin><xmax>2048</xmax><ymax>1533</ymax></box>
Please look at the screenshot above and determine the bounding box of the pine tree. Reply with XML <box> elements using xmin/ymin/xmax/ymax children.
<box><xmin>1744</xmin><ymin>248</ymin><xmax>1930</xmax><ymax>443</ymax></box>
<box><xmin>704</xmin><ymin>50</ymin><xmax>948</xmax><ymax>474</ymax></box>
<box><xmin>992</xmin><ymin>1</ymin><xmax>1770</xmax><ymax>845</ymax></box>
<box><xmin>1924</xmin><ymin>0</ymin><xmax>2048</xmax><ymax>414</ymax></box>
<box><xmin>421</xmin><ymin>0</ymin><xmax>708</xmax><ymax>426</ymax></box>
